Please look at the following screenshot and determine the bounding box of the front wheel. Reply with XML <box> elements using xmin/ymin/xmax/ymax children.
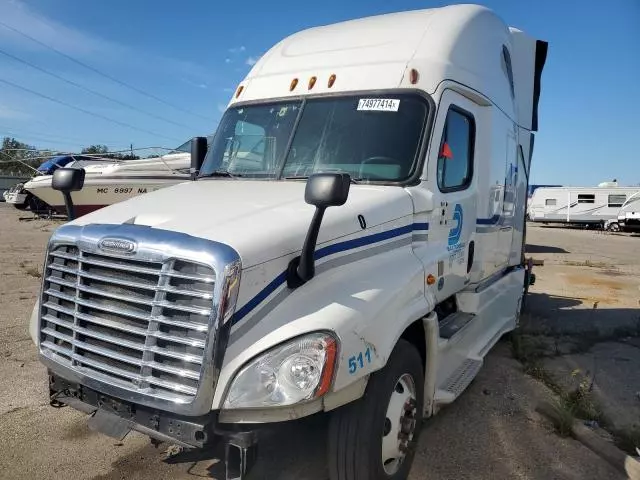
<box><xmin>607</xmin><ymin>222</ymin><xmax>620</xmax><ymax>232</ymax></box>
<box><xmin>328</xmin><ymin>339</ymin><xmax>424</xmax><ymax>480</ymax></box>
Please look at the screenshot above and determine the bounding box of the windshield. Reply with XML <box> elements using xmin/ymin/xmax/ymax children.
<box><xmin>200</xmin><ymin>94</ymin><xmax>429</xmax><ymax>182</ymax></box>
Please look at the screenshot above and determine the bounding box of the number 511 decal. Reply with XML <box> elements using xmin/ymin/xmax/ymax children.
<box><xmin>348</xmin><ymin>347</ymin><xmax>372</xmax><ymax>374</ymax></box>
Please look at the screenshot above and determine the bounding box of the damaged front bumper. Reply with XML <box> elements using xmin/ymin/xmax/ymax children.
<box><xmin>49</xmin><ymin>373</ymin><xmax>258</xmax><ymax>480</ymax></box>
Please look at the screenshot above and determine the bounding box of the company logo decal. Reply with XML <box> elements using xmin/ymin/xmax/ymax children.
<box><xmin>448</xmin><ymin>204</ymin><xmax>464</xmax><ymax>246</ymax></box>
<box><xmin>98</xmin><ymin>237</ymin><xmax>137</xmax><ymax>254</ymax></box>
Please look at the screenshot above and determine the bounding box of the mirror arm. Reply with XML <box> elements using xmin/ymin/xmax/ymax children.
<box><xmin>296</xmin><ymin>207</ymin><xmax>326</xmax><ymax>283</ymax></box>
<box><xmin>62</xmin><ymin>192</ymin><xmax>76</xmax><ymax>220</ymax></box>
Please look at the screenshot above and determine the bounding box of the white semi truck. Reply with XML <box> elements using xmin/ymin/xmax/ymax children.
<box><xmin>29</xmin><ymin>5</ymin><xmax>547</xmax><ymax>479</ymax></box>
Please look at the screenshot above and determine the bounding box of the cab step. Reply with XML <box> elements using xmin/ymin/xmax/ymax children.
<box><xmin>438</xmin><ymin>311</ymin><xmax>474</xmax><ymax>339</ymax></box>
<box><xmin>434</xmin><ymin>357</ymin><xmax>483</xmax><ymax>406</ymax></box>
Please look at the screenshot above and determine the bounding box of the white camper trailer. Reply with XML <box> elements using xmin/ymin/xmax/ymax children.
<box><xmin>29</xmin><ymin>5</ymin><xmax>547</xmax><ymax>479</ymax></box>
<box><xmin>528</xmin><ymin>183</ymin><xmax>640</xmax><ymax>229</ymax></box>
<box><xmin>615</xmin><ymin>191</ymin><xmax>640</xmax><ymax>232</ymax></box>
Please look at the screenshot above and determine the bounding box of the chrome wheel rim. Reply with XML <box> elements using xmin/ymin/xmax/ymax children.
<box><xmin>381</xmin><ymin>373</ymin><xmax>417</xmax><ymax>475</ymax></box>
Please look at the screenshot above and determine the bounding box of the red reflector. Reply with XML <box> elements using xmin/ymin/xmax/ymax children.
<box><xmin>441</xmin><ymin>142</ymin><xmax>453</xmax><ymax>159</ymax></box>
<box><xmin>409</xmin><ymin>68</ymin><xmax>419</xmax><ymax>85</ymax></box>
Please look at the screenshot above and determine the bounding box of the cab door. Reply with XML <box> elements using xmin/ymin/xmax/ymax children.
<box><xmin>426</xmin><ymin>89</ymin><xmax>480</xmax><ymax>300</ymax></box>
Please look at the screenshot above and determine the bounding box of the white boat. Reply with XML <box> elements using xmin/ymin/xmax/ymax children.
<box><xmin>24</xmin><ymin>152</ymin><xmax>190</xmax><ymax>217</ymax></box>
<box><xmin>528</xmin><ymin>181</ymin><xmax>640</xmax><ymax>227</ymax></box>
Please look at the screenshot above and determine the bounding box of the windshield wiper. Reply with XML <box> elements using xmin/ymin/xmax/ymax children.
<box><xmin>199</xmin><ymin>170</ymin><xmax>241</xmax><ymax>179</ymax></box>
<box><xmin>285</xmin><ymin>175</ymin><xmax>360</xmax><ymax>184</ymax></box>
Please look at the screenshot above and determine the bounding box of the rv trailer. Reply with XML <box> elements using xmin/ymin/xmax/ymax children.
<box><xmin>29</xmin><ymin>5</ymin><xmax>547</xmax><ymax>479</ymax></box>
<box><xmin>528</xmin><ymin>183</ymin><xmax>640</xmax><ymax>229</ymax></box>
<box><xmin>613</xmin><ymin>191</ymin><xmax>640</xmax><ymax>232</ymax></box>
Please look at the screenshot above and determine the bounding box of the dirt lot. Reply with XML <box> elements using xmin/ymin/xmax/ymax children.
<box><xmin>0</xmin><ymin>204</ymin><xmax>637</xmax><ymax>480</ymax></box>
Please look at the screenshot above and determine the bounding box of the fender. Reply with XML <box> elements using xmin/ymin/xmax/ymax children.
<box><xmin>212</xmin><ymin>224</ymin><xmax>434</xmax><ymax>409</ymax></box>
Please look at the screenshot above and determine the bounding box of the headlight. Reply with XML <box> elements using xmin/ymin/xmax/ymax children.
<box><xmin>223</xmin><ymin>332</ymin><xmax>337</xmax><ymax>409</ymax></box>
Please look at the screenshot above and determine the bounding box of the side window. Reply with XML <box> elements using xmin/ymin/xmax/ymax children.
<box><xmin>502</xmin><ymin>46</ymin><xmax>515</xmax><ymax>98</ymax></box>
<box><xmin>608</xmin><ymin>194</ymin><xmax>626</xmax><ymax>208</ymax></box>
<box><xmin>578</xmin><ymin>194</ymin><xmax>595</xmax><ymax>204</ymax></box>
<box><xmin>437</xmin><ymin>107</ymin><xmax>475</xmax><ymax>191</ymax></box>
<box><xmin>545</xmin><ymin>198</ymin><xmax>557</xmax><ymax>206</ymax></box>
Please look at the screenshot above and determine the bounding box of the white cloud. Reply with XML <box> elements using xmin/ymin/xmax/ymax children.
<box><xmin>245</xmin><ymin>56</ymin><xmax>259</xmax><ymax>66</ymax></box>
<box><xmin>217</xmin><ymin>104</ymin><xmax>227</xmax><ymax>113</ymax></box>
<box><xmin>228</xmin><ymin>46</ymin><xmax>246</xmax><ymax>54</ymax></box>
<box><xmin>181</xmin><ymin>78</ymin><xmax>208</xmax><ymax>90</ymax></box>
<box><xmin>0</xmin><ymin>105</ymin><xmax>30</xmax><ymax>120</ymax></box>
<box><xmin>0</xmin><ymin>0</ymin><xmax>214</xmax><ymax>82</ymax></box>
<box><xmin>225</xmin><ymin>58</ymin><xmax>231</xmax><ymax>64</ymax></box>
<box><xmin>222</xmin><ymin>87</ymin><xmax>234</xmax><ymax>93</ymax></box>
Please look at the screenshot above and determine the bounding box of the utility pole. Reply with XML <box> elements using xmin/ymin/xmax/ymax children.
<box><xmin>130</xmin><ymin>143</ymin><xmax>133</xmax><ymax>156</ymax></box>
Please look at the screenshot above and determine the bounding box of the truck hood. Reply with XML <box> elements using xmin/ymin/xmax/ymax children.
<box><xmin>70</xmin><ymin>180</ymin><xmax>415</xmax><ymax>268</ymax></box>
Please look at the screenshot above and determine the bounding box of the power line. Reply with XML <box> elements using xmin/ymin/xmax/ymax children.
<box><xmin>0</xmin><ymin>122</ymin><xmax>119</xmax><ymax>146</ymax></box>
<box><xmin>0</xmin><ymin>47</ymin><xmax>196</xmax><ymax>131</ymax></box>
<box><xmin>0</xmin><ymin>20</ymin><xmax>213</xmax><ymax>122</ymax></box>
<box><xmin>0</xmin><ymin>77</ymin><xmax>181</xmax><ymax>142</ymax></box>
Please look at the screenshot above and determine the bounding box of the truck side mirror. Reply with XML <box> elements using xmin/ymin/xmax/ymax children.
<box><xmin>191</xmin><ymin>136</ymin><xmax>208</xmax><ymax>180</ymax></box>
<box><xmin>52</xmin><ymin>168</ymin><xmax>85</xmax><ymax>220</ymax></box>
<box><xmin>305</xmin><ymin>172</ymin><xmax>351</xmax><ymax>208</ymax></box>
<box><xmin>288</xmin><ymin>173</ymin><xmax>351</xmax><ymax>288</ymax></box>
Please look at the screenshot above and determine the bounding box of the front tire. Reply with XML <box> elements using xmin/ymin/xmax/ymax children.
<box><xmin>607</xmin><ymin>222</ymin><xmax>620</xmax><ymax>232</ymax></box>
<box><xmin>328</xmin><ymin>340</ymin><xmax>424</xmax><ymax>480</ymax></box>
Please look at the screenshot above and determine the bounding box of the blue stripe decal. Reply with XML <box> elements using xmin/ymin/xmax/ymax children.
<box><xmin>315</xmin><ymin>224</ymin><xmax>412</xmax><ymax>260</ymax></box>
<box><xmin>233</xmin><ymin>271</ymin><xmax>288</xmax><ymax>323</ymax></box>
<box><xmin>476</xmin><ymin>214</ymin><xmax>501</xmax><ymax>225</ymax></box>
<box><xmin>232</xmin><ymin>222</ymin><xmax>428</xmax><ymax>324</ymax></box>
<box><xmin>413</xmin><ymin>222</ymin><xmax>429</xmax><ymax>231</ymax></box>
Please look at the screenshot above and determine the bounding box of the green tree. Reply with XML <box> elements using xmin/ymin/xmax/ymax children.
<box><xmin>81</xmin><ymin>145</ymin><xmax>109</xmax><ymax>155</ymax></box>
<box><xmin>81</xmin><ymin>144</ymin><xmax>139</xmax><ymax>160</ymax></box>
<box><xmin>0</xmin><ymin>137</ymin><xmax>41</xmax><ymax>176</ymax></box>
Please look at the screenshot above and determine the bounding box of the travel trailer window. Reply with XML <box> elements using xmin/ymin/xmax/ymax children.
<box><xmin>545</xmin><ymin>199</ymin><xmax>556</xmax><ymax>206</ymax></box>
<box><xmin>437</xmin><ymin>107</ymin><xmax>475</xmax><ymax>192</ymax></box>
<box><xmin>608</xmin><ymin>194</ymin><xmax>626</xmax><ymax>208</ymax></box>
<box><xmin>578</xmin><ymin>194</ymin><xmax>595</xmax><ymax>204</ymax></box>
<box><xmin>201</xmin><ymin>94</ymin><xmax>429</xmax><ymax>182</ymax></box>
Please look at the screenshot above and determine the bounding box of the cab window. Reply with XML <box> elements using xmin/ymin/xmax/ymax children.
<box><xmin>437</xmin><ymin>107</ymin><xmax>475</xmax><ymax>191</ymax></box>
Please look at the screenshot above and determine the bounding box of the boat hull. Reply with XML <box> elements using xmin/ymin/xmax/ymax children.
<box><xmin>25</xmin><ymin>177</ymin><xmax>189</xmax><ymax>217</ymax></box>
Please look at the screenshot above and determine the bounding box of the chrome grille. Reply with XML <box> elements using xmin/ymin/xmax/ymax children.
<box><xmin>40</xmin><ymin>244</ymin><xmax>216</xmax><ymax>402</ymax></box>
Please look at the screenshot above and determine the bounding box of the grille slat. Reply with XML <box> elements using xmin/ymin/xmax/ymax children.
<box><xmin>75</xmin><ymin>338</ymin><xmax>142</xmax><ymax>366</ymax></box>
<box><xmin>42</xmin><ymin>326</ymin><xmax>74</xmax><ymax>344</ymax></box>
<box><xmin>51</xmin><ymin>251</ymin><xmax>162</xmax><ymax>276</ymax></box>
<box><xmin>149</xmin><ymin>346</ymin><xmax>203</xmax><ymax>365</ymax></box>
<box><xmin>40</xmin><ymin>244</ymin><xmax>215</xmax><ymax>402</ymax></box>
<box><xmin>41</xmin><ymin>340</ymin><xmax>72</xmax><ymax>359</ymax></box>
<box><xmin>146</xmin><ymin>361</ymin><xmax>200</xmax><ymax>380</ymax></box>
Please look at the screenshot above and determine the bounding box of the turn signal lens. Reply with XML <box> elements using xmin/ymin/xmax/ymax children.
<box><xmin>328</xmin><ymin>74</ymin><xmax>336</xmax><ymax>88</ymax></box>
<box><xmin>426</xmin><ymin>274</ymin><xmax>436</xmax><ymax>285</ymax></box>
<box><xmin>290</xmin><ymin>78</ymin><xmax>298</xmax><ymax>91</ymax></box>
<box><xmin>235</xmin><ymin>85</ymin><xmax>244</xmax><ymax>98</ymax></box>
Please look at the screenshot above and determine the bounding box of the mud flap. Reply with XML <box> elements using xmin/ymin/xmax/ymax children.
<box><xmin>87</xmin><ymin>408</ymin><xmax>132</xmax><ymax>440</ymax></box>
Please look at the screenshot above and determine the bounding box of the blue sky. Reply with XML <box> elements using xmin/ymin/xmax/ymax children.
<box><xmin>0</xmin><ymin>0</ymin><xmax>638</xmax><ymax>185</ymax></box>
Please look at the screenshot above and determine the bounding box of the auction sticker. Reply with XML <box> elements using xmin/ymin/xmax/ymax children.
<box><xmin>357</xmin><ymin>98</ymin><xmax>400</xmax><ymax>112</ymax></box>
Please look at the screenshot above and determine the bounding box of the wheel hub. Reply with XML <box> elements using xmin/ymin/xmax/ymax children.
<box><xmin>381</xmin><ymin>374</ymin><xmax>417</xmax><ymax>475</ymax></box>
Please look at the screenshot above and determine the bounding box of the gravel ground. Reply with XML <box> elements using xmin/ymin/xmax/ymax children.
<box><xmin>0</xmin><ymin>204</ymin><xmax>631</xmax><ymax>480</ymax></box>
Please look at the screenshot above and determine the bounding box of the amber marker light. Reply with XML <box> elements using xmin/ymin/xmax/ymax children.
<box><xmin>308</xmin><ymin>76</ymin><xmax>317</xmax><ymax>90</ymax></box>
